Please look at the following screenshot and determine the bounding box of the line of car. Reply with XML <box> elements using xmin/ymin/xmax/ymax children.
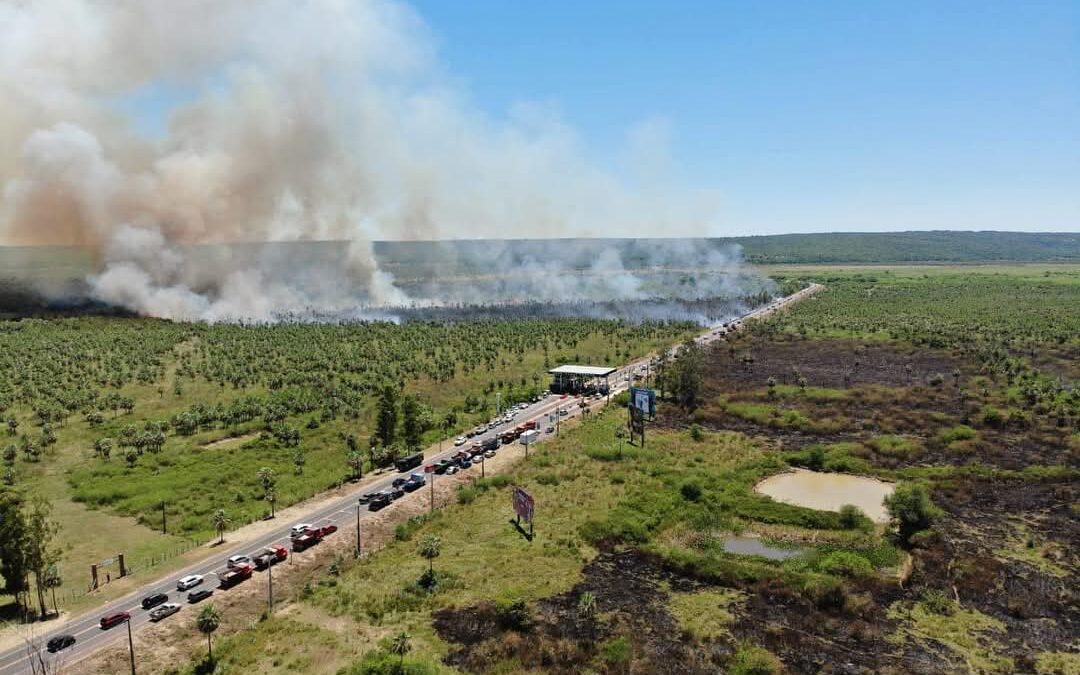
<box><xmin>44</xmin><ymin>391</ymin><xmax>572</xmax><ymax>656</ymax></box>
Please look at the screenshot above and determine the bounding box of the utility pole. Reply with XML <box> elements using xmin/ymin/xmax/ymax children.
<box><xmin>556</xmin><ymin>406</ymin><xmax>560</xmax><ymax>436</ymax></box>
<box><xmin>481</xmin><ymin>454</ymin><xmax>486</xmax><ymax>478</ymax></box>
<box><xmin>355</xmin><ymin>502</ymin><xmax>362</xmax><ymax>558</ymax></box>
<box><xmin>126</xmin><ymin>617</ymin><xmax>136</xmax><ymax>675</ymax></box>
<box><xmin>267</xmin><ymin>558</ymin><xmax>274</xmax><ymax>613</ymax></box>
<box><xmin>429</xmin><ymin>472</ymin><xmax>435</xmax><ymax>513</ymax></box>
<box><xmin>496</xmin><ymin>392</ymin><xmax>502</xmax><ymax>417</ymax></box>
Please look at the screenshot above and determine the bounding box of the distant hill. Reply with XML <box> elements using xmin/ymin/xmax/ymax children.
<box><xmin>724</xmin><ymin>231</ymin><xmax>1080</xmax><ymax>264</ymax></box>
<box><xmin>2</xmin><ymin>232</ymin><xmax>1077</xmax><ymax>286</ymax></box>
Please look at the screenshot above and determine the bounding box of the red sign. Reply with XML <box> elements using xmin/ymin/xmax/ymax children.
<box><xmin>512</xmin><ymin>486</ymin><xmax>534</xmax><ymax>523</ymax></box>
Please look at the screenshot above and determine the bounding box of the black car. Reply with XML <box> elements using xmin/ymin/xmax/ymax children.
<box><xmin>482</xmin><ymin>436</ymin><xmax>500</xmax><ymax>451</ymax></box>
<box><xmin>368</xmin><ymin>491</ymin><xmax>393</xmax><ymax>511</ymax></box>
<box><xmin>358</xmin><ymin>491</ymin><xmax>381</xmax><ymax>505</ymax></box>
<box><xmin>434</xmin><ymin>459</ymin><xmax>452</xmax><ymax>475</ymax></box>
<box><xmin>141</xmin><ymin>592</ymin><xmax>169</xmax><ymax>610</ymax></box>
<box><xmin>46</xmin><ymin>635</ymin><xmax>76</xmax><ymax>653</ymax></box>
<box><xmin>187</xmin><ymin>588</ymin><xmax>213</xmax><ymax>604</ymax></box>
<box><xmin>389</xmin><ymin>486</ymin><xmax>405</xmax><ymax>500</ymax></box>
<box><xmin>391</xmin><ymin>477</ymin><xmax>407</xmax><ymax>488</ymax></box>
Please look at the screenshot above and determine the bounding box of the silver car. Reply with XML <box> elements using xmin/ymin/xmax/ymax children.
<box><xmin>149</xmin><ymin>603</ymin><xmax>181</xmax><ymax>622</ymax></box>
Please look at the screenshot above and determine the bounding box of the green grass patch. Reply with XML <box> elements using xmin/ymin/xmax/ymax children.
<box><xmin>668</xmin><ymin>587</ymin><xmax>746</xmax><ymax>640</ymax></box>
<box><xmin>888</xmin><ymin>598</ymin><xmax>1014</xmax><ymax>674</ymax></box>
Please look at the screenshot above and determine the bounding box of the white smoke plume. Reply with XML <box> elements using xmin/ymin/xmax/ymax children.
<box><xmin>1</xmin><ymin>0</ymin><xmax>731</xmax><ymax>321</ymax></box>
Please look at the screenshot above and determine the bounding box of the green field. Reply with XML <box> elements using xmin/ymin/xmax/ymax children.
<box><xmin>0</xmin><ymin>316</ymin><xmax>699</xmax><ymax>611</ymax></box>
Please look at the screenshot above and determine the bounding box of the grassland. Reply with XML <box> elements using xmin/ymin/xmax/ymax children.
<box><xmin>0</xmin><ymin>316</ymin><xmax>699</xmax><ymax>612</ymax></box>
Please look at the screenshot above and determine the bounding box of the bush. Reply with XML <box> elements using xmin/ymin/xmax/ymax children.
<box><xmin>340</xmin><ymin>651</ymin><xmax>438</xmax><ymax>675</ymax></box>
<box><xmin>689</xmin><ymin>424</ymin><xmax>705</xmax><ymax>442</ymax></box>
<box><xmin>729</xmin><ymin>642</ymin><xmax>783</xmax><ymax>675</ymax></box>
<box><xmin>680</xmin><ymin>481</ymin><xmax>703</xmax><ymax>502</ymax></box>
<box><xmin>495</xmin><ymin>597</ymin><xmax>532</xmax><ymax>631</ymax></box>
<box><xmin>819</xmin><ymin>551</ymin><xmax>873</xmax><ymax>578</ymax></box>
<box><xmin>884</xmin><ymin>482</ymin><xmax>942</xmax><ymax>546</ymax></box>
<box><xmin>920</xmin><ymin>589</ymin><xmax>955</xmax><ymax>616</ymax></box>
<box><xmin>938</xmin><ymin>425</ymin><xmax>977</xmax><ymax>445</ymax></box>
<box><xmin>837</xmin><ymin>504</ymin><xmax>870</xmax><ymax>530</ymax></box>
<box><xmin>456</xmin><ymin>486</ymin><xmax>479</xmax><ymax>505</ymax></box>
<box><xmin>979</xmin><ymin>406</ymin><xmax>1005</xmax><ymax>429</ymax></box>
<box><xmin>600</xmin><ymin>636</ymin><xmax>633</xmax><ymax>665</ymax></box>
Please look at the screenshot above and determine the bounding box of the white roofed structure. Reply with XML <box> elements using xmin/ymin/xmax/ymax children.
<box><xmin>548</xmin><ymin>364</ymin><xmax>616</xmax><ymax>395</ymax></box>
<box><xmin>548</xmin><ymin>365</ymin><xmax>617</xmax><ymax>377</ymax></box>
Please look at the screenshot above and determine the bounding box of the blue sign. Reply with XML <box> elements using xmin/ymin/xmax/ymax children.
<box><xmin>630</xmin><ymin>387</ymin><xmax>656</xmax><ymax>417</ymax></box>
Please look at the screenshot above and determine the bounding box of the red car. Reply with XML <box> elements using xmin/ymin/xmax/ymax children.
<box><xmin>100</xmin><ymin>611</ymin><xmax>130</xmax><ymax>629</ymax></box>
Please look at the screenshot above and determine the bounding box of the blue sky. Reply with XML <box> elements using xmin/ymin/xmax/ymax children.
<box><xmin>408</xmin><ymin>1</ymin><xmax>1079</xmax><ymax>234</ymax></box>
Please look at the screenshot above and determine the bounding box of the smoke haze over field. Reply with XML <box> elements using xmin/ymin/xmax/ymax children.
<box><xmin>0</xmin><ymin>0</ymin><xmax>745</xmax><ymax>321</ymax></box>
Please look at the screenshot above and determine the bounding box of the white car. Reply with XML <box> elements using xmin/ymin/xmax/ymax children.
<box><xmin>290</xmin><ymin>523</ymin><xmax>312</xmax><ymax>538</ymax></box>
<box><xmin>148</xmin><ymin>603</ymin><xmax>181</xmax><ymax>622</ymax></box>
<box><xmin>176</xmin><ymin>574</ymin><xmax>203</xmax><ymax>591</ymax></box>
<box><xmin>227</xmin><ymin>555</ymin><xmax>251</xmax><ymax>569</ymax></box>
<box><xmin>484</xmin><ymin>449</ymin><xmax>497</xmax><ymax>459</ymax></box>
<box><xmin>454</xmin><ymin>436</ymin><xmax>466</xmax><ymax>446</ymax></box>
<box><xmin>445</xmin><ymin>465</ymin><xmax>460</xmax><ymax>475</ymax></box>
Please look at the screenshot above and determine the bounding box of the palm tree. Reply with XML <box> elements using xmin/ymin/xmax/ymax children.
<box><xmin>389</xmin><ymin>631</ymin><xmax>411</xmax><ymax>670</ymax></box>
<box><xmin>257</xmin><ymin>467</ymin><xmax>276</xmax><ymax>514</ymax></box>
<box><xmin>345</xmin><ymin>448</ymin><xmax>364</xmax><ymax>480</ymax></box>
<box><xmin>196</xmin><ymin>604</ymin><xmax>221</xmax><ymax>664</ymax></box>
<box><xmin>418</xmin><ymin>534</ymin><xmax>441</xmax><ymax>578</ymax></box>
<box><xmin>211</xmin><ymin>509</ymin><xmax>230</xmax><ymax>544</ymax></box>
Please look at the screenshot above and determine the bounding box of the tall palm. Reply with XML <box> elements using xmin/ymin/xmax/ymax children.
<box><xmin>389</xmin><ymin>631</ymin><xmax>411</xmax><ymax>670</ymax></box>
<box><xmin>418</xmin><ymin>534</ymin><xmax>441</xmax><ymax>577</ymax></box>
<box><xmin>196</xmin><ymin>604</ymin><xmax>221</xmax><ymax>663</ymax></box>
<box><xmin>211</xmin><ymin>509</ymin><xmax>230</xmax><ymax>544</ymax></box>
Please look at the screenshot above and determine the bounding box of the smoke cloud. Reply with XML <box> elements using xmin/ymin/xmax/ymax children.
<box><xmin>1</xmin><ymin>0</ymin><xmax>737</xmax><ymax>321</ymax></box>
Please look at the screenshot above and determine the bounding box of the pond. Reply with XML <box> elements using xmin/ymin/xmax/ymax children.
<box><xmin>754</xmin><ymin>469</ymin><xmax>895</xmax><ymax>523</ymax></box>
<box><xmin>722</xmin><ymin>536</ymin><xmax>804</xmax><ymax>561</ymax></box>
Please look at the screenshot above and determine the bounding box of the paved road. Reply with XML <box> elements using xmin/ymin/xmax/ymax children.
<box><xmin>0</xmin><ymin>284</ymin><xmax>818</xmax><ymax>674</ymax></box>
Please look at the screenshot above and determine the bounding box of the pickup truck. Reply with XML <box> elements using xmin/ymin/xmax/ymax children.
<box><xmin>218</xmin><ymin>564</ymin><xmax>253</xmax><ymax>589</ymax></box>
<box><xmin>253</xmin><ymin>545</ymin><xmax>288</xmax><ymax>569</ymax></box>
<box><xmin>403</xmin><ymin>472</ymin><xmax>425</xmax><ymax>492</ymax></box>
<box><xmin>292</xmin><ymin>524</ymin><xmax>338</xmax><ymax>551</ymax></box>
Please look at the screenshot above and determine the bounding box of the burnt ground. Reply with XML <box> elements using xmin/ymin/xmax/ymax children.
<box><xmin>435</xmin><ymin>548</ymin><xmax>937</xmax><ymax>675</ymax></box>
<box><xmin>437</xmin><ymin>335</ymin><xmax>1078</xmax><ymax>674</ymax></box>
<box><xmin>919</xmin><ymin>474</ymin><xmax>1080</xmax><ymax>669</ymax></box>
<box><xmin>658</xmin><ymin>337</ymin><xmax>1077</xmax><ymax>469</ymax></box>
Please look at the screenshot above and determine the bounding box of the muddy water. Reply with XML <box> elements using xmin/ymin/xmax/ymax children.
<box><xmin>722</xmin><ymin>536</ymin><xmax>803</xmax><ymax>560</ymax></box>
<box><xmin>754</xmin><ymin>469</ymin><xmax>895</xmax><ymax>523</ymax></box>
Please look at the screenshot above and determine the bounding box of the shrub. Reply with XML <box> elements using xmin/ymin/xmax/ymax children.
<box><xmin>884</xmin><ymin>482</ymin><xmax>942</xmax><ymax>546</ymax></box>
<box><xmin>837</xmin><ymin>504</ymin><xmax>869</xmax><ymax>530</ymax></box>
<box><xmin>680</xmin><ymin>481</ymin><xmax>703</xmax><ymax>502</ymax></box>
<box><xmin>495</xmin><ymin>597</ymin><xmax>532</xmax><ymax>631</ymax></box>
<box><xmin>456</xmin><ymin>485</ymin><xmax>479</xmax><ymax>505</ymax></box>
<box><xmin>689</xmin><ymin>424</ymin><xmax>705</xmax><ymax>442</ymax></box>
<box><xmin>939</xmin><ymin>425</ymin><xmax>977</xmax><ymax>445</ymax></box>
<box><xmin>600</xmin><ymin>636</ymin><xmax>633</xmax><ymax>665</ymax></box>
<box><xmin>920</xmin><ymin>589</ymin><xmax>955</xmax><ymax>616</ymax></box>
<box><xmin>979</xmin><ymin>406</ymin><xmax>1005</xmax><ymax>429</ymax></box>
<box><xmin>729</xmin><ymin>641</ymin><xmax>783</xmax><ymax>675</ymax></box>
<box><xmin>819</xmin><ymin>551</ymin><xmax>873</xmax><ymax>578</ymax></box>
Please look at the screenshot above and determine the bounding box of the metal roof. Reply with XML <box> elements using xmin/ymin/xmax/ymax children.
<box><xmin>548</xmin><ymin>365</ymin><xmax>617</xmax><ymax>377</ymax></box>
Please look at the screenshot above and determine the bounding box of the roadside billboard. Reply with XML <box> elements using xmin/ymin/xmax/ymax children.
<box><xmin>511</xmin><ymin>486</ymin><xmax>534</xmax><ymax>524</ymax></box>
<box><xmin>630</xmin><ymin>387</ymin><xmax>656</xmax><ymax>417</ymax></box>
